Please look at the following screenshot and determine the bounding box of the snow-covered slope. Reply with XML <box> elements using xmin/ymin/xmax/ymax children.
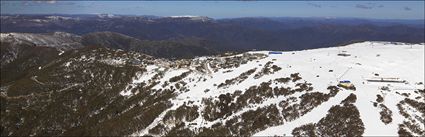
<box><xmin>127</xmin><ymin>41</ymin><xmax>424</xmax><ymax>136</ymax></box>
<box><xmin>253</xmin><ymin>41</ymin><xmax>424</xmax><ymax>136</ymax></box>
<box><xmin>2</xmin><ymin>41</ymin><xmax>423</xmax><ymax>136</ymax></box>
<box><xmin>0</xmin><ymin>32</ymin><xmax>83</xmax><ymax>50</ymax></box>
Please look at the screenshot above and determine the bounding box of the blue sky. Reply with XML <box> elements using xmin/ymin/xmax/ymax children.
<box><xmin>1</xmin><ymin>1</ymin><xmax>424</xmax><ymax>19</ymax></box>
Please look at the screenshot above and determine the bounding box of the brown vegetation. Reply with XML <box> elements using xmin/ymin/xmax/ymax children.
<box><xmin>169</xmin><ymin>71</ymin><xmax>192</xmax><ymax>83</ymax></box>
<box><xmin>376</xmin><ymin>95</ymin><xmax>384</xmax><ymax>103</ymax></box>
<box><xmin>378</xmin><ymin>104</ymin><xmax>393</xmax><ymax>124</ymax></box>
<box><xmin>217</xmin><ymin>68</ymin><xmax>256</xmax><ymax>88</ymax></box>
<box><xmin>396</xmin><ymin>97</ymin><xmax>425</xmax><ymax>136</ymax></box>
<box><xmin>292</xmin><ymin>94</ymin><xmax>365</xmax><ymax>137</ymax></box>
<box><xmin>254</xmin><ymin>61</ymin><xmax>281</xmax><ymax>79</ymax></box>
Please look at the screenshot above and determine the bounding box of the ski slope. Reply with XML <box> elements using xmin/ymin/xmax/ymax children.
<box><xmin>128</xmin><ymin>41</ymin><xmax>424</xmax><ymax>136</ymax></box>
<box><xmin>254</xmin><ymin>41</ymin><xmax>424</xmax><ymax>136</ymax></box>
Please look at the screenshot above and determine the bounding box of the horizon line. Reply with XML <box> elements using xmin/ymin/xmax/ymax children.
<box><xmin>1</xmin><ymin>13</ymin><xmax>424</xmax><ymax>21</ymax></box>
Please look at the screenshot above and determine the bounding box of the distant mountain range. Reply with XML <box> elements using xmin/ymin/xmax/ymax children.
<box><xmin>0</xmin><ymin>31</ymin><xmax>219</xmax><ymax>84</ymax></box>
<box><xmin>1</xmin><ymin>14</ymin><xmax>424</xmax><ymax>55</ymax></box>
<box><xmin>1</xmin><ymin>14</ymin><xmax>424</xmax><ymax>136</ymax></box>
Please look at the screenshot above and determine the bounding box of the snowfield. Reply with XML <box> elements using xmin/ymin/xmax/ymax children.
<box><xmin>254</xmin><ymin>42</ymin><xmax>424</xmax><ymax>136</ymax></box>
<box><xmin>127</xmin><ymin>41</ymin><xmax>425</xmax><ymax>136</ymax></box>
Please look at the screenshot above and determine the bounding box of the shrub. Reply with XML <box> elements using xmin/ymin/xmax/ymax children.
<box><xmin>376</xmin><ymin>95</ymin><xmax>384</xmax><ymax>103</ymax></box>
<box><xmin>379</xmin><ymin>104</ymin><xmax>393</xmax><ymax>124</ymax></box>
<box><xmin>290</xmin><ymin>73</ymin><xmax>302</xmax><ymax>82</ymax></box>
<box><xmin>292</xmin><ymin>123</ymin><xmax>318</xmax><ymax>137</ymax></box>
<box><xmin>169</xmin><ymin>71</ymin><xmax>191</xmax><ymax>83</ymax></box>
<box><xmin>217</xmin><ymin>68</ymin><xmax>256</xmax><ymax>88</ymax></box>
<box><xmin>275</xmin><ymin>77</ymin><xmax>291</xmax><ymax>83</ymax></box>
<box><xmin>341</xmin><ymin>93</ymin><xmax>357</xmax><ymax>105</ymax></box>
<box><xmin>398</xmin><ymin>124</ymin><xmax>414</xmax><ymax>137</ymax></box>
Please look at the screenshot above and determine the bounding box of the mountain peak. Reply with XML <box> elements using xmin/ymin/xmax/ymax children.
<box><xmin>167</xmin><ymin>15</ymin><xmax>212</xmax><ymax>22</ymax></box>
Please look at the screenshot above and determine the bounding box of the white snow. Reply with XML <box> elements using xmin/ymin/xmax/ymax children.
<box><xmin>46</xmin><ymin>16</ymin><xmax>72</xmax><ymax>20</ymax></box>
<box><xmin>169</xmin><ymin>15</ymin><xmax>200</xmax><ymax>18</ymax></box>
<box><xmin>99</xmin><ymin>58</ymin><xmax>125</xmax><ymax>66</ymax></box>
<box><xmin>254</xmin><ymin>41</ymin><xmax>424</xmax><ymax>136</ymax></box>
<box><xmin>168</xmin><ymin>15</ymin><xmax>211</xmax><ymax>21</ymax></box>
<box><xmin>120</xmin><ymin>69</ymin><xmax>158</xmax><ymax>97</ymax></box>
<box><xmin>130</xmin><ymin>41</ymin><xmax>424</xmax><ymax>136</ymax></box>
<box><xmin>0</xmin><ymin>32</ymin><xmax>83</xmax><ymax>51</ymax></box>
<box><xmin>58</xmin><ymin>50</ymin><xmax>65</xmax><ymax>55</ymax></box>
<box><xmin>64</xmin><ymin>61</ymin><xmax>71</xmax><ymax>67</ymax></box>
